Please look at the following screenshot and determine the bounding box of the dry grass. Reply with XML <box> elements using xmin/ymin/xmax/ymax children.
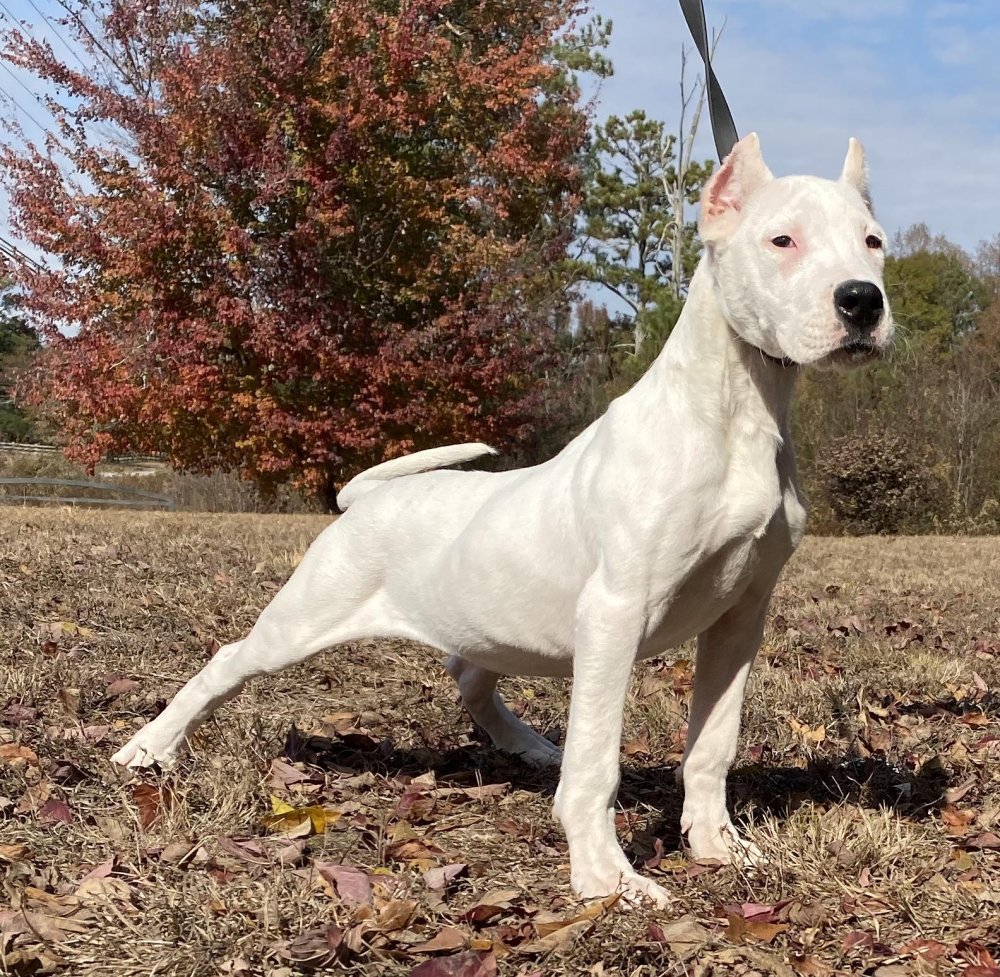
<box><xmin>1</xmin><ymin>510</ymin><xmax>999</xmax><ymax>976</ymax></box>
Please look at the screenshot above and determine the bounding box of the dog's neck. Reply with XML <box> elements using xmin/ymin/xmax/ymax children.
<box><xmin>647</xmin><ymin>260</ymin><xmax>799</xmax><ymax>446</ymax></box>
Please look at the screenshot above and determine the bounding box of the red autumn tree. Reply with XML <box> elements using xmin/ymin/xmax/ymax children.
<box><xmin>1</xmin><ymin>0</ymin><xmax>603</xmax><ymax>505</ymax></box>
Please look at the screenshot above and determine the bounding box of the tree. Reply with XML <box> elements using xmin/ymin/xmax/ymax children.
<box><xmin>1</xmin><ymin>0</ymin><xmax>603</xmax><ymax>505</ymax></box>
<box><xmin>884</xmin><ymin>243</ymin><xmax>989</xmax><ymax>354</ymax></box>
<box><xmin>0</xmin><ymin>280</ymin><xmax>39</xmax><ymax>442</ymax></box>
<box><xmin>572</xmin><ymin>109</ymin><xmax>711</xmax><ymax>356</ymax></box>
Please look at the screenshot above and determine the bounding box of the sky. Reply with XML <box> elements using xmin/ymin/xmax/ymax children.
<box><xmin>588</xmin><ymin>0</ymin><xmax>1000</xmax><ymax>253</ymax></box>
<box><xmin>1</xmin><ymin>0</ymin><xmax>1000</xmax><ymax>256</ymax></box>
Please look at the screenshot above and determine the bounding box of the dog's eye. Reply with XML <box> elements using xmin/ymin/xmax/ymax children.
<box><xmin>771</xmin><ymin>235</ymin><xmax>794</xmax><ymax>248</ymax></box>
<box><xmin>866</xmin><ymin>234</ymin><xmax>883</xmax><ymax>250</ymax></box>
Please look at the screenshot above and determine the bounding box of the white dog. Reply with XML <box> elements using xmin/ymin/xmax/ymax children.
<box><xmin>113</xmin><ymin>134</ymin><xmax>893</xmax><ymax>907</ymax></box>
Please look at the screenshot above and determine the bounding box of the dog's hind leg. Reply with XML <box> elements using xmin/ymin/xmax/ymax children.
<box><xmin>111</xmin><ymin>523</ymin><xmax>383</xmax><ymax>769</ymax></box>
<box><xmin>445</xmin><ymin>656</ymin><xmax>561</xmax><ymax>767</ymax></box>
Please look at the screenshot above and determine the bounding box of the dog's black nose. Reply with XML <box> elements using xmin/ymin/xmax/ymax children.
<box><xmin>834</xmin><ymin>280</ymin><xmax>884</xmax><ymax>336</ymax></box>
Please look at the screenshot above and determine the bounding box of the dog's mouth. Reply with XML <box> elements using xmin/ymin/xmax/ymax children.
<box><xmin>821</xmin><ymin>340</ymin><xmax>887</xmax><ymax>369</ymax></box>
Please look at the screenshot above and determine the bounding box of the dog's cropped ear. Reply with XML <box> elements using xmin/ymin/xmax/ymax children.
<box><xmin>699</xmin><ymin>132</ymin><xmax>774</xmax><ymax>245</ymax></box>
<box><xmin>840</xmin><ymin>137</ymin><xmax>872</xmax><ymax>210</ymax></box>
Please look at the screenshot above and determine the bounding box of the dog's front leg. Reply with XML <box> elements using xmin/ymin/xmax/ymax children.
<box><xmin>679</xmin><ymin>582</ymin><xmax>774</xmax><ymax>864</ymax></box>
<box><xmin>553</xmin><ymin>576</ymin><xmax>670</xmax><ymax>908</ymax></box>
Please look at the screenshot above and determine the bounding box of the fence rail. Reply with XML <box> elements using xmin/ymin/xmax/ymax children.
<box><xmin>0</xmin><ymin>477</ymin><xmax>175</xmax><ymax>511</ymax></box>
<box><xmin>0</xmin><ymin>441</ymin><xmax>165</xmax><ymax>464</ymax></box>
<box><xmin>0</xmin><ymin>441</ymin><xmax>61</xmax><ymax>455</ymax></box>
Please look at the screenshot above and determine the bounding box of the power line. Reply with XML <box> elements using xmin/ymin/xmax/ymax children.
<box><xmin>21</xmin><ymin>0</ymin><xmax>90</xmax><ymax>73</ymax></box>
<box><xmin>0</xmin><ymin>69</ymin><xmax>49</xmax><ymax>133</ymax></box>
<box><xmin>0</xmin><ymin>235</ymin><xmax>45</xmax><ymax>273</ymax></box>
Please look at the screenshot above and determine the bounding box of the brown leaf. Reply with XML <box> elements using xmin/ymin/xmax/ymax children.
<box><xmin>39</xmin><ymin>797</ymin><xmax>73</xmax><ymax>824</ymax></box>
<box><xmin>385</xmin><ymin>837</ymin><xmax>444</xmax><ymax>863</ymax></box>
<box><xmin>3</xmin><ymin>702</ymin><xmax>38</xmax><ymax>724</ymax></box>
<box><xmin>282</xmin><ymin>923</ymin><xmax>347</xmax><ymax>968</ymax></box>
<box><xmin>407</xmin><ymin>951</ymin><xmax>497</xmax><ymax>977</ymax></box>
<box><xmin>317</xmin><ymin>863</ymin><xmax>372</xmax><ymax>905</ymax></box>
<box><xmin>0</xmin><ymin>743</ymin><xmax>39</xmax><ymax>766</ymax></box>
<box><xmin>410</xmin><ymin>927</ymin><xmax>467</xmax><ymax>954</ymax></box>
<box><xmin>269</xmin><ymin>758</ymin><xmax>315</xmax><ymax>789</ymax></box>
<box><xmin>105</xmin><ymin>678</ymin><xmax>139</xmax><ymax>697</ymax></box>
<box><xmin>424</xmin><ymin>863</ymin><xmax>468</xmax><ymax>891</ymax></box>
<box><xmin>623</xmin><ymin>726</ymin><xmax>651</xmax><ymax>757</ymax></box>
<box><xmin>132</xmin><ymin>783</ymin><xmax>169</xmax><ymax>829</ymax></box>
<box><xmin>458</xmin><ymin>889</ymin><xmax>522</xmax><ymax>926</ymax></box>
<box><xmin>533</xmin><ymin>894</ymin><xmax>619</xmax><ymax>937</ymax></box>
<box><xmin>518</xmin><ymin>919</ymin><xmax>594</xmax><ymax>954</ymax></box>
<box><xmin>57</xmin><ymin>687</ymin><xmax>81</xmax><ymax>717</ymax></box>
<box><xmin>0</xmin><ymin>910</ymin><xmax>91</xmax><ymax>942</ymax></box>
<box><xmin>0</xmin><ymin>843</ymin><xmax>31</xmax><ymax>861</ymax></box>
<box><xmin>726</xmin><ymin>914</ymin><xmax>787</xmax><ymax>945</ymax></box>
<box><xmin>790</xmin><ymin>953</ymin><xmax>833</xmax><ymax>976</ymax></box>
<box><xmin>968</xmin><ymin>832</ymin><xmax>1000</xmax><ymax>850</ymax></box>
<box><xmin>377</xmin><ymin>898</ymin><xmax>418</xmax><ymax>933</ymax></box>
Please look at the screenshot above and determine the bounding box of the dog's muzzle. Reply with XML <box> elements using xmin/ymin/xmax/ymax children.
<box><xmin>833</xmin><ymin>279</ymin><xmax>884</xmax><ymax>350</ymax></box>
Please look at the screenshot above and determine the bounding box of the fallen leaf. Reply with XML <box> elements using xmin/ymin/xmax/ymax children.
<box><xmin>624</xmin><ymin>727</ymin><xmax>651</xmax><ymax>756</ymax></box>
<box><xmin>726</xmin><ymin>914</ymin><xmax>787</xmax><ymax>945</ymax></box>
<box><xmin>385</xmin><ymin>837</ymin><xmax>444</xmax><ymax>863</ymax></box>
<box><xmin>3</xmin><ymin>703</ymin><xmax>38</xmax><ymax>724</ymax></box>
<box><xmin>105</xmin><ymin>678</ymin><xmax>139</xmax><ymax>697</ymax></box>
<box><xmin>519</xmin><ymin>919</ymin><xmax>594</xmax><ymax>954</ymax></box>
<box><xmin>458</xmin><ymin>889</ymin><xmax>522</xmax><ymax>926</ymax></box>
<box><xmin>377</xmin><ymin>898</ymin><xmax>418</xmax><ymax>933</ymax></box>
<box><xmin>317</xmin><ymin>864</ymin><xmax>372</xmax><ymax>905</ymax></box>
<box><xmin>968</xmin><ymin>832</ymin><xmax>1000</xmax><ymax>850</ymax></box>
<box><xmin>533</xmin><ymin>894</ymin><xmax>619</xmax><ymax>937</ymax></box>
<box><xmin>0</xmin><ymin>910</ymin><xmax>91</xmax><ymax>942</ymax></box>
<box><xmin>407</xmin><ymin>950</ymin><xmax>497</xmax><ymax>977</ymax></box>
<box><xmin>39</xmin><ymin>797</ymin><xmax>73</xmax><ymax>824</ymax></box>
<box><xmin>0</xmin><ymin>743</ymin><xmax>38</xmax><ymax>766</ymax></box>
<box><xmin>424</xmin><ymin>863</ymin><xmax>468</xmax><ymax>891</ymax></box>
<box><xmin>74</xmin><ymin>877</ymin><xmax>133</xmax><ymax>904</ymax></box>
<box><xmin>411</xmin><ymin>927</ymin><xmax>467</xmax><ymax>954</ymax></box>
<box><xmin>133</xmin><ymin>783</ymin><xmax>169</xmax><ymax>829</ymax></box>
<box><xmin>262</xmin><ymin>795</ymin><xmax>340</xmax><ymax>836</ymax></box>
<box><xmin>0</xmin><ymin>844</ymin><xmax>31</xmax><ymax>861</ymax></box>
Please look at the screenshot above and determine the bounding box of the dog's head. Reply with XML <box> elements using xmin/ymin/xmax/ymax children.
<box><xmin>699</xmin><ymin>133</ymin><xmax>893</xmax><ymax>369</ymax></box>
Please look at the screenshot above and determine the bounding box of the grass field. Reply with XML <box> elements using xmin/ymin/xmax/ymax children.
<box><xmin>1</xmin><ymin>509</ymin><xmax>998</xmax><ymax>976</ymax></box>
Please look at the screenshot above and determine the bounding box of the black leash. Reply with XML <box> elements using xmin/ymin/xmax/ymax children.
<box><xmin>678</xmin><ymin>2</ymin><xmax>794</xmax><ymax>368</ymax></box>
<box><xmin>678</xmin><ymin>0</ymin><xmax>738</xmax><ymax>162</ymax></box>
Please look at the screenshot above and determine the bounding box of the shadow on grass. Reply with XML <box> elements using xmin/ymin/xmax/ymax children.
<box><xmin>281</xmin><ymin>721</ymin><xmax>957</xmax><ymax>860</ymax></box>
<box><xmin>281</xmin><ymin>724</ymin><xmax>562</xmax><ymax>792</ymax></box>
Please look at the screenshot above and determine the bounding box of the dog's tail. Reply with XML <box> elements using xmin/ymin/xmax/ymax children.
<box><xmin>337</xmin><ymin>442</ymin><xmax>497</xmax><ymax>510</ymax></box>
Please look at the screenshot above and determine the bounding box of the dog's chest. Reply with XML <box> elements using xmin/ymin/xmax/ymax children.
<box><xmin>640</xmin><ymin>469</ymin><xmax>801</xmax><ymax>653</ymax></box>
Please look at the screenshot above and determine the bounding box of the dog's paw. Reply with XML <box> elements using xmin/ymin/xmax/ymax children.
<box><xmin>110</xmin><ymin>734</ymin><xmax>180</xmax><ymax>771</ymax></box>
<box><xmin>514</xmin><ymin>737</ymin><xmax>562</xmax><ymax>768</ymax></box>
<box><xmin>684</xmin><ymin>820</ymin><xmax>764</xmax><ymax>867</ymax></box>
<box><xmin>573</xmin><ymin>867</ymin><xmax>671</xmax><ymax>910</ymax></box>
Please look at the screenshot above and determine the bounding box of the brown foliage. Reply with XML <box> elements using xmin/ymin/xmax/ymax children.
<box><xmin>2</xmin><ymin>0</ymin><xmax>593</xmax><ymax>499</ymax></box>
